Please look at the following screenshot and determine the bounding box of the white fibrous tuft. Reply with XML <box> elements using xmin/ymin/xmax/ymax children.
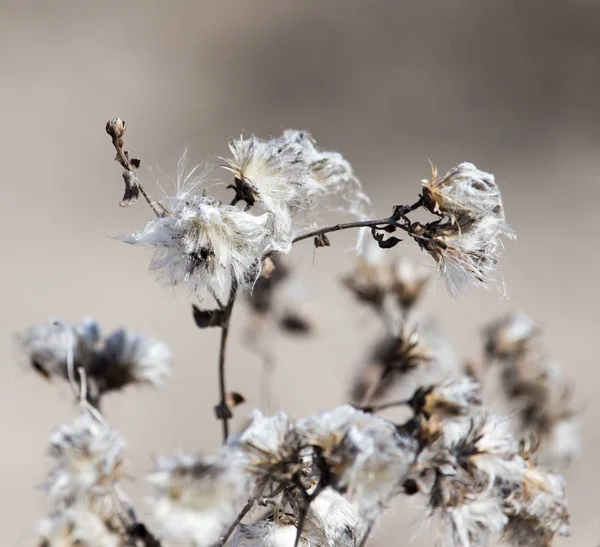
<box><xmin>223</xmin><ymin>130</ymin><xmax>370</xmax><ymax>247</ymax></box>
<box><xmin>233</xmin><ymin>410</ymin><xmax>304</xmax><ymax>496</ymax></box>
<box><xmin>536</xmin><ymin>417</ymin><xmax>581</xmax><ymax>468</ymax></box>
<box><xmin>299</xmin><ymin>405</ymin><xmax>416</xmax><ymax>520</ymax></box>
<box><xmin>232</xmin><ymin>519</ymin><xmax>321</xmax><ymax>547</ymax></box>
<box><xmin>36</xmin><ymin>507</ymin><xmax>122</xmax><ymax>547</ymax></box>
<box><xmin>148</xmin><ymin>450</ymin><xmax>249</xmax><ymax>546</ymax></box>
<box><xmin>122</xmin><ymin>191</ymin><xmax>276</xmax><ymax>298</ymax></box>
<box><xmin>412</xmin><ymin>162</ymin><xmax>514</xmax><ymax>296</ymax></box>
<box><xmin>18</xmin><ymin>318</ymin><xmax>172</xmax><ymax>398</ymax></box>
<box><xmin>308</xmin><ymin>488</ymin><xmax>367</xmax><ymax>546</ymax></box>
<box><xmin>18</xmin><ymin>318</ymin><xmax>100</xmax><ymax>381</ymax></box>
<box><xmin>449</xmin><ymin>415</ymin><xmax>525</xmax><ymax>487</ymax></box>
<box><xmin>503</xmin><ymin>464</ymin><xmax>570</xmax><ymax>546</ymax></box>
<box><xmin>483</xmin><ymin>313</ymin><xmax>539</xmax><ymax>359</ymax></box>
<box><xmin>46</xmin><ymin>412</ymin><xmax>125</xmax><ymax>505</ymax></box>
<box><xmin>439</xmin><ymin>492</ymin><xmax>508</xmax><ymax>547</ymax></box>
<box><xmin>98</xmin><ymin>329</ymin><xmax>172</xmax><ymax>391</ymax></box>
<box><xmin>423</xmin><ymin>162</ymin><xmax>508</xmax><ymax>222</ymax></box>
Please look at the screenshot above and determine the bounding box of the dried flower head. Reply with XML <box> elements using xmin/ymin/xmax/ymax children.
<box><xmin>46</xmin><ymin>412</ymin><xmax>125</xmax><ymax>505</ymax></box>
<box><xmin>299</xmin><ymin>405</ymin><xmax>416</xmax><ymax>520</ymax></box>
<box><xmin>503</xmin><ymin>463</ymin><xmax>570</xmax><ymax>546</ymax></box>
<box><xmin>18</xmin><ymin>318</ymin><xmax>100</xmax><ymax>381</ymax></box>
<box><xmin>93</xmin><ymin>329</ymin><xmax>171</xmax><ymax>393</ymax></box>
<box><xmin>148</xmin><ymin>450</ymin><xmax>249</xmax><ymax>546</ymax></box>
<box><xmin>18</xmin><ymin>318</ymin><xmax>172</xmax><ymax>405</ymax></box>
<box><xmin>234</xmin><ymin>410</ymin><xmax>305</xmax><ymax>498</ymax></box>
<box><xmin>36</xmin><ymin>507</ymin><xmax>122</xmax><ymax>547</ymax></box>
<box><xmin>351</xmin><ymin>327</ymin><xmax>434</xmax><ymax>404</ymax></box>
<box><xmin>223</xmin><ymin>129</ymin><xmax>369</xmax><ymax>241</ymax></box>
<box><xmin>343</xmin><ymin>230</ymin><xmax>389</xmax><ymax>308</ymax></box>
<box><xmin>121</xmin><ymin>170</ymin><xmax>280</xmax><ymax>297</ymax></box>
<box><xmin>232</xmin><ymin>517</ymin><xmax>322</xmax><ymax>547</ymax></box>
<box><xmin>423</xmin><ymin>162</ymin><xmax>507</xmax><ymax>222</ymax></box>
<box><xmin>391</xmin><ymin>259</ymin><xmax>430</xmax><ymax>313</ymax></box>
<box><xmin>483</xmin><ymin>313</ymin><xmax>540</xmax><ymax>360</ymax></box>
<box><xmin>410</xmin><ymin>212</ymin><xmax>513</xmax><ymax>296</ymax></box>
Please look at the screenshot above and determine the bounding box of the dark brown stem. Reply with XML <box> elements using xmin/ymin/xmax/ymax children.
<box><xmin>292</xmin><ymin>198</ymin><xmax>423</xmax><ymax>245</ymax></box>
<box><xmin>217</xmin><ymin>282</ymin><xmax>238</xmax><ymax>442</ymax></box>
<box><xmin>292</xmin><ymin>217</ymin><xmax>406</xmax><ymax>244</ymax></box>
<box><xmin>219</xmin><ymin>497</ymin><xmax>256</xmax><ymax>545</ymax></box>
<box><xmin>105</xmin><ymin>118</ymin><xmax>169</xmax><ymax>218</ymax></box>
<box><xmin>358</xmin><ymin>521</ymin><xmax>374</xmax><ymax>547</ymax></box>
<box><xmin>359</xmin><ymin>367</ymin><xmax>391</xmax><ymax>407</ymax></box>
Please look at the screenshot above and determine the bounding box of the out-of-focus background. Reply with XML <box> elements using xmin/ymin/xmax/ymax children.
<box><xmin>1</xmin><ymin>1</ymin><xmax>599</xmax><ymax>545</ymax></box>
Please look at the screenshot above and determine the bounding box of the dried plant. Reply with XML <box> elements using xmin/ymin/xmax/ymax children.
<box><xmin>14</xmin><ymin>119</ymin><xmax>577</xmax><ymax>547</ymax></box>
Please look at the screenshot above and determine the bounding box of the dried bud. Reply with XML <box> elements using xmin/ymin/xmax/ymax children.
<box><xmin>483</xmin><ymin>313</ymin><xmax>540</xmax><ymax>359</ymax></box>
<box><xmin>192</xmin><ymin>305</ymin><xmax>225</xmax><ymax>329</ymax></box>
<box><xmin>259</xmin><ymin>256</ymin><xmax>276</xmax><ymax>279</ymax></box>
<box><xmin>314</xmin><ymin>233</ymin><xmax>331</xmax><ymax>248</ymax></box>
<box><xmin>105</xmin><ymin>117</ymin><xmax>126</xmax><ymax>141</ymax></box>
<box><xmin>422</xmin><ymin>161</ymin><xmax>503</xmax><ymax>221</ymax></box>
<box><xmin>224</xmin><ymin>391</ymin><xmax>246</xmax><ymax>411</ymax></box>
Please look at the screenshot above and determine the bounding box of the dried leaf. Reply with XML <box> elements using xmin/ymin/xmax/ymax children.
<box><xmin>314</xmin><ymin>233</ymin><xmax>331</xmax><ymax>248</ymax></box>
<box><xmin>120</xmin><ymin>170</ymin><xmax>141</xmax><ymax>207</ymax></box>
<box><xmin>192</xmin><ymin>305</ymin><xmax>224</xmax><ymax>328</ymax></box>
<box><xmin>260</xmin><ymin>257</ymin><xmax>276</xmax><ymax>280</ymax></box>
<box><xmin>214</xmin><ymin>402</ymin><xmax>233</xmax><ymax>420</ymax></box>
<box><xmin>371</xmin><ymin>227</ymin><xmax>402</xmax><ymax>249</ymax></box>
<box><xmin>224</xmin><ymin>391</ymin><xmax>246</xmax><ymax>411</ymax></box>
<box><xmin>129</xmin><ymin>157</ymin><xmax>141</xmax><ymax>169</ymax></box>
<box><xmin>279</xmin><ymin>312</ymin><xmax>312</xmax><ymax>335</ymax></box>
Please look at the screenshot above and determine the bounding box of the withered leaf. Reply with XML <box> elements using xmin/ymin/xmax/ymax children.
<box><xmin>224</xmin><ymin>391</ymin><xmax>246</xmax><ymax>411</ymax></box>
<box><xmin>371</xmin><ymin>226</ymin><xmax>402</xmax><ymax>249</ymax></box>
<box><xmin>120</xmin><ymin>170</ymin><xmax>141</xmax><ymax>207</ymax></box>
<box><xmin>192</xmin><ymin>305</ymin><xmax>225</xmax><ymax>328</ymax></box>
<box><xmin>279</xmin><ymin>312</ymin><xmax>312</xmax><ymax>335</ymax></box>
<box><xmin>129</xmin><ymin>157</ymin><xmax>141</xmax><ymax>169</ymax></box>
<box><xmin>314</xmin><ymin>233</ymin><xmax>331</xmax><ymax>248</ymax></box>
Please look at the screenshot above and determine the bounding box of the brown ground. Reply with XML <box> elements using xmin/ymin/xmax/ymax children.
<box><xmin>1</xmin><ymin>1</ymin><xmax>599</xmax><ymax>545</ymax></box>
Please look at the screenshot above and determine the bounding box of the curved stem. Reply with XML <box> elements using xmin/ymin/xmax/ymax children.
<box><xmin>292</xmin><ymin>217</ymin><xmax>406</xmax><ymax>244</ymax></box>
<box><xmin>219</xmin><ymin>497</ymin><xmax>256</xmax><ymax>545</ymax></box>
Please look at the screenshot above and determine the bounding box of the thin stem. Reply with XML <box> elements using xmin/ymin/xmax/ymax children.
<box><xmin>359</xmin><ymin>368</ymin><xmax>391</xmax><ymax>407</ymax></box>
<box><xmin>292</xmin><ymin>217</ymin><xmax>405</xmax><ymax>244</ymax></box>
<box><xmin>358</xmin><ymin>521</ymin><xmax>374</xmax><ymax>547</ymax></box>
<box><xmin>217</xmin><ymin>282</ymin><xmax>238</xmax><ymax>443</ymax></box>
<box><xmin>358</xmin><ymin>397</ymin><xmax>411</xmax><ymax>413</ymax></box>
<box><xmin>219</xmin><ymin>497</ymin><xmax>256</xmax><ymax>545</ymax></box>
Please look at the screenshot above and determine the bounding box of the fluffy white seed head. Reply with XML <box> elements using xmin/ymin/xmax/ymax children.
<box><xmin>122</xmin><ymin>185</ymin><xmax>277</xmax><ymax>298</ymax></box>
<box><xmin>47</xmin><ymin>412</ymin><xmax>125</xmax><ymax>505</ymax></box>
<box><xmin>18</xmin><ymin>318</ymin><xmax>100</xmax><ymax>380</ymax></box>
<box><xmin>148</xmin><ymin>450</ymin><xmax>249</xmax><ymax>546</ymax></box>
<box><xmin>99</xmin><ymin>329</ymin><xmax>171</xmax><ymax>391</ymax></box>
<box><xmin>232</xmin><ymin>519</ymin><xmax>320</xmax><ymax>547</ymax></box>
<box><xmin>423</xmin><ymin>162</ymin><xmax>508</xmax><ymax>222</ymax></box>
<box><xmin>223</xmin><ymin>130</ymin><xmax>370</xmax><ymax>244</ymax></box>
<box><xmin>36</xmin><ymin>507</ymin><xmax>122</xmax><ymax>547</ymax></box>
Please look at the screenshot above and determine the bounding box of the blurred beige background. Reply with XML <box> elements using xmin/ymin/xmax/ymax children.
<box><xmin>1</xmin><ymin>1</ymin><xmax>599</xmax><ymax>545</ymax></box>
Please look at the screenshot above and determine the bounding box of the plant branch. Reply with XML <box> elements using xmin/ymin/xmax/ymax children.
<box><xmin>105</xmin><ymin>118</ymin><xmax>169</xmax><ymax>218</ymax></box>
<box><xmin>291</xmin><ymin>197</ymin><xmax>424</xmax><ymax>245</ymax></box>
<box><xmin>292</xmin><ymin>217</ymin><xmax>407</xmax><ymax>244</ymax></box>
<box><xmin>358</xmin><ymin>521</ymin><xmax>374</xmax><ymax>547</ymax></box>
<box><xmin>216</xmin><ymin>282</ymin><xmax>238</xmax><ymax>443</ymax></box>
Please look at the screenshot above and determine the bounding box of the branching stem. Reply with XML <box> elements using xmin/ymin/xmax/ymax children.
<box><xmin>292</xmin><ymin>217</ymin><xmax>408</xmax><ymax>244</ymax></box>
